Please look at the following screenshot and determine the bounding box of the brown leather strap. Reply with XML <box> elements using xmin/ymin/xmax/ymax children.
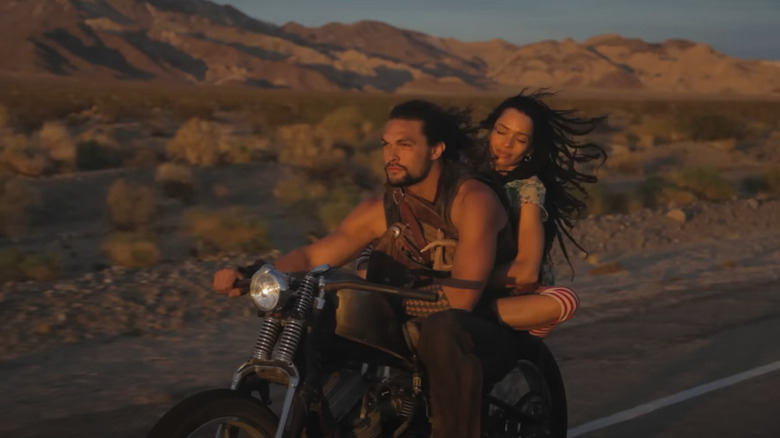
<box><xmin>397</xmin><ymin>193</ymin><xmax>432</xmax><ymax>264</ymax></box>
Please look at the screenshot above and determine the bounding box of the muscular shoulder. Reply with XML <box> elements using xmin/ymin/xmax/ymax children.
<box><xmin>450</xmin><ymin>179</ymin><xmax>507</xmax><ymax>231</ymax></box>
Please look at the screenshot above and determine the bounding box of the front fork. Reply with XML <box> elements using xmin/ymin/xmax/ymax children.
<box><xmin>227</xmin><ymin>287</ymin><xmax>334</xmax><ymax>438</ymax></box>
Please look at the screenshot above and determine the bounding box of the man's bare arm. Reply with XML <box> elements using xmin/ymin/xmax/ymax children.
<box><xmin>214</xmin><ymin>196</ymin><xmax>384</xmax><ymax>296</ymax></box>
<box><xmin>274</xmin><ymin>196</ymin><xmax>385</xmax><ymax>272</ymax></box>
<box><xmin>441</xmin><ymin>180</ymin><xmax>508</xmax><ymax>310</ymax></box>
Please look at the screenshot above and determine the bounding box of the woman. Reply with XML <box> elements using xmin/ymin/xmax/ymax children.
<box><xmin>483</xmin><ymin>90</ymin><xmax>607</xmax><ymax>337</ymax></box>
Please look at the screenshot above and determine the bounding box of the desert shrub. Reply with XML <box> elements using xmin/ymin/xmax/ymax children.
<box><xmin>184</xmin><ymin>207</ymin><xmax>271</xmax><ymax>256</ymax></box>
<box><xmin>674</xmin><ymin>113</ymin><xmax>748</xmax><ymax>141</ymax></box>
<box><xmin>586</xmin><ymin>183</ymin><xmax>628</xmax><ymax>216</ymax></box>
<box><xmin>106</xmin><ymin>179</ymin><xmax>157</xmax><ymax>231</ymax></box>
<box><xmin>167</xmin><ymin>118</ymin><xmax>271</xmax><ymax>166</ymax></box>
<box><xmin>37</xmin><ymin>121</ymin><xmax>76</xmax><ymax>172</ymax></box>
<box><xmin>317</xmin><ymin>185</ymin><xmax>361</xmax><ymax>232</ymax></box>
<box><xmin>317</xmin><ymin>106</ymin><xmax>374</xmax><ymax>149</ymax></box>
<box><xmin>0</xmin><ymin>174</ymin><xmax>40</xmax><ymax>237</ymax></box>
<box><xmin>276</xmin><ymin>123</ymin><xmax>348</xmax><ymax>169</ymax></box>
<box><xmin>670</xmin><ymin>167</ymin><xmax>737</xmax><ymax>201</ymax></box>
<box><xmin>0</xmin><ymin>248</ymin><xmax>60</xmax><ymax>282</ymax></box>
<box><xmin>76</xmin><ymin>140</ymin><xmax>122</xmax><ymax>171</ymax></box>
<box><xmin>167</xmin><ymin>118</ymin><xmax>222</xmax><ymax>166</ymax></box>
<box><xmin>155</xmin><ymin>163</ymin><xmax>195</xmax><ymax>203</ymax></box>
<box><xmin>0</xmin><ymin>133</ymin><xmax>51</xmax><ymax>176</ymax></box>
<box><xmin>102</xmin><ymin>232</ymin><xmax>161</xmax><ymax>267</ymax></box>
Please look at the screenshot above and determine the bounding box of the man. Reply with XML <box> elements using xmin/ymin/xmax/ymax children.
<box><xmin>214</xmin><ymin>100</ymin><xmax>518</xmax><ymax>437</ymax></box>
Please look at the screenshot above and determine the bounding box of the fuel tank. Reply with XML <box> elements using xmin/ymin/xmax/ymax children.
<box><xmin>334</xmin><ymin>288</ymin><xmax>411</xmax><ymax>361</ymax></box>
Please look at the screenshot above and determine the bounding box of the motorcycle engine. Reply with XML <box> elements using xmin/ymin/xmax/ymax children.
<box><xmin>324</xmin><ymin>365</ymin><xmax>419</xmax><ymax>438</ymax></box>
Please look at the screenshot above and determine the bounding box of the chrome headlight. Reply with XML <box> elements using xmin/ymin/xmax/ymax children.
<box><xmin>249</xmin><ymin>265</ymin><xmax>289</xmax><ymax>311</ymax></box>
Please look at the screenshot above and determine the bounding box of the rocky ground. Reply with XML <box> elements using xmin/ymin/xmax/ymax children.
<box><xmin>2</xmin><ymin>196</ymin><xmax>779</xmax><ymax>361</ymax></box>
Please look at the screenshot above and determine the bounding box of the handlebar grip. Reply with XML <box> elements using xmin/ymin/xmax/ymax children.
<box><xmin>233</xmin><ymin>278</ymin><xmax>251</xmax><ymax>293</ymax></box>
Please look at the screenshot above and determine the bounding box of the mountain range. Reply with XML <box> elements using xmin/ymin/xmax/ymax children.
<box><xmin>2</xmin><ymin>0</ymin><xmax>779</xmax><ymax>95</ymax></box>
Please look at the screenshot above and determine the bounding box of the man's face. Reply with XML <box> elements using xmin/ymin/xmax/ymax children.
<box><xmin>382</xmin><ymin>119</ymin><xmax>441</xmax><ymax>187</ymax></box>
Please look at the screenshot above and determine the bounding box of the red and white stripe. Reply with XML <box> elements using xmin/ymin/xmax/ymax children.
<box><xmin>528</xmin><ymin>286</ymin><xmax>580</xmax><ymax>338</ymax></box>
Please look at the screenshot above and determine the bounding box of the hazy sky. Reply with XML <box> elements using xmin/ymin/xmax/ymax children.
<box><xmin>218</xmin><ymin>0</ymin><xmax>780</xmax><ymax>60</ymax></box>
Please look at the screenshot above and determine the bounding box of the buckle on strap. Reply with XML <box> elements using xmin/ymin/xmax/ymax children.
<box><xmin>391</xmin><ymin>187</ymin><xmax>404</xmax><ymax>205</ymax></box>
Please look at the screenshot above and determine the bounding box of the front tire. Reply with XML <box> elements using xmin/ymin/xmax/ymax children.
<box><xmin>147</xmin><ymin>389</ymin><xmax>280</xmax><ymax>438</ymax></box>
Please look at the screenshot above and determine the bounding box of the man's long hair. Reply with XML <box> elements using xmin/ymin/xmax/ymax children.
<box><xmin>480</xmin><ymin>89</ymin><xmax>608</xmax><ymax>278</ymax></box>
<box><xmin>389</xmin><ymin>100</ymin><xmax>489</xmax><ymax>173</ymax></box>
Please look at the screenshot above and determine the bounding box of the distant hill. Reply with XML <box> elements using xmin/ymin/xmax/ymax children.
<box><xmin>1</xmin><ymin>0</ymin><xmax>778</xmax><ymax>94</ymax></box>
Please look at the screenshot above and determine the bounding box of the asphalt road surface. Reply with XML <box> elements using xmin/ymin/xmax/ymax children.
<box><xmin>1</xmin><ymin>281</ymin><xmax>779</xmax><ymax>438</ymax></box>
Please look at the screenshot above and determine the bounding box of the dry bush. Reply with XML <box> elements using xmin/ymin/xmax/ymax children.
<box><xmin>276</xmin><ymin>123</ymin><xmax>346</xmax><ymax>169</ymax></box>
<box><xmin>167</xmin><ymin>118</ymin><xmax>222</xmax><ymax>166</ymax></box>
<box><xmin>0</xmin><ymin>133</ymin><xmax>51</xmax><ymax>176</ymax></box>
<box><xmin>184</xmin><ymin>207</ymin><xmax>271</xmax><ymax>256</ymax></box>
<box><xmin>102</xmin><ymin>232</ymin><xmax>161</xmax><ymax>267</ymax></box>
<box><xmin>106</xmin><ymin>179</ymin><xmax>157</xmax><ymax>231</ymax></box>
<box><xmin>155</xmin><ymin>163</ymin><xmax>195</xmax><ymax>203</ymax></box>
<box><xmin>0</xmin><ymin>174</ymin><xmax>40</xmax><ymax>237</ymax></box>
<box><xmin>0</xmin><ymin>248</ymin><xmax>60</xmax><ymax>282</ymax></box>
<box><xmin>670</xmin><ymin>167</ymin><xmax>737</xmax><ymax>202</ymax></box>
<box><xmin>317</xmin><ymin>106</ymin><xmax>374</xmax><ymax>149</ymax></box>
<box><xmin>167</xmin><ymin>118</ymin><xmax>271</xmax><ymax>166</ymax></box>
<box><xmin>37</xmin><ymin>121</ymin><xmax>76</xmax><ymax>172</ymax></box>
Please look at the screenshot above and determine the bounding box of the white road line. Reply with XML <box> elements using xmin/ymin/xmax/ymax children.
<box><xmin>567</xmin><ymin>359</ymin><xmax>780</xmax><ymax>437</ymax></box>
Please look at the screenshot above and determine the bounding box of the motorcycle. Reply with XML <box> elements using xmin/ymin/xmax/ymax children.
<box><xmin>147</xmin><ymin>264</ymin><xmax>567</xmax><ymax>438</ymax></box>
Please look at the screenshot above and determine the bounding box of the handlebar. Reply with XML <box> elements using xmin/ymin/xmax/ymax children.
<box><xmin>322</xmin><ymin>280</ymin><xmax>438</xmax><ymax>302</ymax></box>
<box><xmin>232</xmin><ymin>276</ymin><xmax>438</xmax><ymax>302</ymax></box>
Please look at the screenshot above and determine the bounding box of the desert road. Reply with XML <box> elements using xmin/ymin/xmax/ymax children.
<box><xmin>1</xmin><ymin>281</ymin><xmax>779</xmax><ymax>438</ymax></box>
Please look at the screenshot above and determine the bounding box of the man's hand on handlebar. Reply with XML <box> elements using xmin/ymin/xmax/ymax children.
<box><xmin>213</xmin><ymin>268</ymin><xmax>245</xmax><ymax>297</ymax></box>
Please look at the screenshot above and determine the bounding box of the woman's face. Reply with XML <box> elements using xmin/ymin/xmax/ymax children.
<box><xmin>489</xmin><ymin>108</ymin><xmax>534</xmax><ymax>172</ymax></box>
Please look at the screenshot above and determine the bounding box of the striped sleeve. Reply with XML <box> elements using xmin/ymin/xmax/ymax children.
<box><xmin>528</xmin><ymin>286</ymin><xmax>580</xmax><ymax>338</ymax></box>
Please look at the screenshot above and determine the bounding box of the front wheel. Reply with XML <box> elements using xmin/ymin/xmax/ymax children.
<box><xmin>147</xmin><ymin>389</ymin><xmax>280</xmax><ymax>438</ymax></box>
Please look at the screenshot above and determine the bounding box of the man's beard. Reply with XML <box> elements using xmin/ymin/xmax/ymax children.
<box><xmin>386</xmin><ymin>159</ymin><xmax>433</xmax><ymax>188</ymax></box>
